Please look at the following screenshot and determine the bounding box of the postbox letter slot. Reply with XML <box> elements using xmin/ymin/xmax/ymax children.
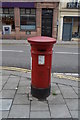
<box><xmin>38</xmin><ymin>49</ymin><xmax>46</xmax><ymax>52</ymax></box>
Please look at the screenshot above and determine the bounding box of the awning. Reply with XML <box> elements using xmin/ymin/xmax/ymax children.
<box><xmin>0</xmin><ymin>2</ymin><xmax>35</xmax><ymax>8</ymax></box>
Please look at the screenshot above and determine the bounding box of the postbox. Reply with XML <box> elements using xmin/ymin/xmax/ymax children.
<box><xmin>27</xmin><ymin>36</ymin><xmax>56</xmax><ymax>99</ymax></box>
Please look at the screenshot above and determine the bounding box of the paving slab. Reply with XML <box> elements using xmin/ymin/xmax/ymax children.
<box><xmin>26</xmin><ymin>72</ymin><xmax>31</xmax><ymax>79</ymax></box>
<box><xmin>13</xmin><ymin>94</ymin><xmax>30</xmax><ymax>105</ymax></box>
<box><xmin>0</xmin><ymin>99</ymin><xmax>12</xmax><ymax>111</ymax></box>
<box><xmin>59</xmin><ymin>84</ymin><xmax>78</xmax><ymax>99</ymax></box>
<box><xmin>7</xmin><ymin>76</ymin><xmax>20</xmax><ymax>82</ymax></box>
<box><xmin>21</xmin><ymin>72</ymin><xmax>31</xmax><ymax>78</ymax></box>
<box><xmin>78</xmin><ymin>89</ymin><xmax>80</xmax><ymax>99</ymax></box>
<box><xmin>78</xmin><ymin>111</ymin><xmax>80</xmax><ymax>119</ymax></box>
<box><xmin>51</xmin><ymin>83</ymin><xmax>61</xmax><ymax>95</ymax></box>
<box><xmin>72</xmin><ymin>87</ymin><xmax>78</xmax><ymax>95</ymax></box>
<box><xmin>0</xmin><ymin>91</ymin><xmax>2</xmax><ymax>98</ymax></box>
<box><xmin>17</xmin><ymin>86</ymin><xmax>30</xmax><ymax>94</ymax></box>
<box><xmin>0</xmin><ymin>85</ymin><xmax>2</xmax><ymax>91</ymax></box>
<box><xmin>65</xmin><ymin>99</ymin><xmax>78</xmax><ymax>111</ymax></box>
<box><xmin>2</xmin><ymin>80</ymin><xmax>7</xmax><ymax>87</ymax></box>
<box><xmin>28</xmin><ymin>93</ymin><xmax>40</xmax><ymax>101</ymax></box>
<box><xmin>47</xmin><ymin>94</ymin><xmax>65</xmax><ymax>105</ymax></box>
<box><xmin>2</xmin><ymin>70</ymin><xmax>13</xmax><ymax>76</ymax></box>
<box><xmin>0</xmin><ymin>79</ymin><xmax>2</xmax><ymax>85</ymax></box>
<box><xmin>78</xmin><ymin>99</ymin><xmax>80</xmax><ymax>111</ymax></box>
<box><xmin>0</xmin><ymin>111</ymin><xmax>2</xmax><ymax>120</ymax></box>
<box><xmin>53</xmin><ymin>78</ymin><xmax>78</xmax><ymax>87</ymax></box>
<box><xmin>70</xmin><ymin>111</ymin><xmax>78</xmax><ymax>118</ymax></box>
<box><xmin>8</xmin><ymin>105</ymin><xmax>29</xmax><ymax>118</ymax></box>
<box><xmin>0</xmin><ymin>76</ymin><xmax>2</xmax><ymax>87</ymax></box>
<box><xmin>30</xmin><ymin>111</ymin><xmax>50</xmax><ymax>118</ymax></box>
<box><xmin>78</xmin><ymin>88</ymin><xmax>80</xmax><ymax>98</ymax></box>
<box><xmin>0</xmin><ymin>69</ymin><xmax>79</xmax><ymax>119</ymax></box>
<box><xmin>78</xmin><ymin>81</ymin><xmax>80</xmax><ymax>88</ymax></box>
<box><xmin>0</xmin><ymin>74</ymin><xmax>2</xmax><ymax>78</ymax></box>
<box><xmin>3</xmin><ymin>82</ymin><xmax>19</xmax><ymax>90</ymax></box>
<box><xmin>49</xmin><ymin>104</ymin><xmax>71</xmax><ymax>118</ymax></box>
<box><xmin>19</xmin><ymin>77</ymin><xmax>31</xmax><ymax>87</ymax></box>
<box><xmin>0</xmin><ymin>90</ymin><xmax>16</xmax><ymax>99</ymax></box>
<box><xmin>2</xmin><ymin>111</ymin><xmax>9</xmax><ymax>118</ymax></box>
<box><xmin>2</xmin><ymin>76</ymin><xmax>9</xmax><ymax>81</ymax></box>
<box><xmin>31</xmin><ymin>100</ymin><xmax>49</xmax><ymax>111</ymax></box>
<box><xmin>11</xmin><ymin>71</ymin><xmax>23</xmax><ymax>76</ymax></box>
<box><xmin>3</xmin><ymin>76</ymin><xmax>20</xmax><ymax>89</ymax></box>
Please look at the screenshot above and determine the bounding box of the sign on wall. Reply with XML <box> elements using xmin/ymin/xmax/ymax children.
<box><xmin>3</xmin><ymin>25</ymin><xmax>11</xmax><ymax>35</ymax></box>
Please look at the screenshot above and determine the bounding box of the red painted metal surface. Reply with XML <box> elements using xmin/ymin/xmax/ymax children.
<box><xmin>28</xmin><ymin>36</ymin><xmax>56</xmax><ymax>44</ymax></box>
<box><xmin>28</xmin><ymin>36</ymin><xmax>56</xmax><ymax>89</ymax></box>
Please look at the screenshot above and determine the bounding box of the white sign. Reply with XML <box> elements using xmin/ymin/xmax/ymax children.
<box><xmin>38</xmin><ymin>55</ymin><xmax>45</xmax><ymax>65</ymax></box>
<box><xmin>3</xmin><ymin>25</ymin><xmax>11</xmax><ymax>35</ymax></box>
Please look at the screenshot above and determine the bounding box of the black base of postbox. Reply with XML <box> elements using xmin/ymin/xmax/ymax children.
<box><xmin>31</xmin><ymin>85</ymin><xmax>51</xmax><ymax>99</ymax></box>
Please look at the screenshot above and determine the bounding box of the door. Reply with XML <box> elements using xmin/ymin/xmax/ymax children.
<box><xmin>62</xmin><ymin>23</ymin><xmax>72</xmax><ymax>41</ymax></box>
<box><xmin>41</xmin><ymin>9</ymin><xmax>53</xmax><ymax>37</ymax></box>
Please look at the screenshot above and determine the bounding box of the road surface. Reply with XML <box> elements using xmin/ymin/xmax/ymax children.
<box><xmin>1</xmin><ymin>44</ymin><xmax>79</xmax><ymax>73</ymax></box>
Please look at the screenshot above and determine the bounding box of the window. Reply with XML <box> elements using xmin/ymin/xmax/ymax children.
<box><xmin>63</xmin><ymin>17</ymin><xmax>80</xmax><ymax>38</ymax></box>
<box><xmin>72</xmin><ymin>0</ymin><xmax>78</xmax><ymax>2</ymax></box>
<box><xmin>20</xmin><ymin>9</ymin><xmax>25</xmax><ymax>14</ymax></box>
<box><xmin>0</xmin><ymin>8</ymin><xmax>15</xmax><ymax>30</ymax></box>
<box><xmin>20</xmin><ymin>8</ymin><xmax>36</xmax><ymax>31</ymax></box>
<box><xmin>72</xmin><ymin>17</ymin><xmax>80</xmax><ymax>38</ymax></box>
<box><xmin>0</xmin><ymin>8</ymin><xmax>2</xmax><ymax>14</ymax></box>
<box><xmin>64</xmin><ymin>17</ymin><xmax>72</xmax><ymax>23</ymax></box>
<box><xmin>3</xmin><ymin>8</ymin><xmax>9</xmax><ymax>14</ymax></box>
<box><xmin>9</xmin><ymin>8</ymin><xmax>14</xmax><ymax>14</ymax></box>
<box><xmin>26</xmin><ymin>9</ymin><xmax>30</xmax><ymax>14</ymax></box>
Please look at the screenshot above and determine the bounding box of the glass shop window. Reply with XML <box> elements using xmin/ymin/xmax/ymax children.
<box><xmin>72</xmin><ymin>17</ymin><xmax>80</xmax><ymax>38</ymax></box>
<box><xmin>1</xmin><ymin>8</ymin><xmax>15</xmax><ymax>30</ymax></box>
<box><xmin>20</xmin><ymin>8</ymin><xmax>36</xmax><ymax>31</ymax></box>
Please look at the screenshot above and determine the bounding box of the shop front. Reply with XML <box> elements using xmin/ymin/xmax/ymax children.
<box><xmin>62</xmin><ymin>16</ymin><xmax>80</xmax><ymax>41</ymax></box>
<box><xmin>0</xmin><ymin>1</ymin><xmax>59</xmax><ymax>40</ymax></box>
<box><xmin>58</xmin><ymin>1</ymin><xmax>80</xmax><ymax>41</ymax></box>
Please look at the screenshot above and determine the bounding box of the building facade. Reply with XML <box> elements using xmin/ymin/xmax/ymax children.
<box><xmin>0</xmin><ymin>0</ymin><xmax>59</xmax><ymax>40</ymax></box>
<box><xmin>58</xmin><ymin>0</ymin><xmax>80</xmax><ymax>41</ymax></box>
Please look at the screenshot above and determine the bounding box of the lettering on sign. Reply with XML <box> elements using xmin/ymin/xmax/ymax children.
<box><xmin>38</xmin><ymin>55</ymin><xmax>45</xmax><ymax>65</ymax></box>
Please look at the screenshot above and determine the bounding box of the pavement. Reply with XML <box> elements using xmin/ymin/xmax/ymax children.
<box><xmin>0</xmin><ymin>39</ymin><xmax>80</xmax><ymax>46</ymax></box>
<box><xmin>0</xmin><ymin>67</ymin><xmax>79</xmax><ymax>119</ymax></box>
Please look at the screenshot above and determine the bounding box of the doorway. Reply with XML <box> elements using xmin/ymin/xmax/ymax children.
<box><xmin>41</xmin><ymin>9</ymin><xmax>53</xmax><ymax>37</ymax></box>
<box><xmin>62</xmin><ymin>23</ymin><xmax>72</xmax><ymax>41</ymax></box>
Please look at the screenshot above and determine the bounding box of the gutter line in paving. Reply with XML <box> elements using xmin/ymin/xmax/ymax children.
<box><xmin>0</xmin><ymin>66</ymin><xmax>79</xmax><ymax>81</ymax></box>
<box><xmin>7</xmin><ymin>76</ymin><xmax>21</xmax><ymax>118</ymax></box>
<box><xmin>57</xmin><ymin>84</ymin><xmax>73</xmax><ymax>118</ymax></box>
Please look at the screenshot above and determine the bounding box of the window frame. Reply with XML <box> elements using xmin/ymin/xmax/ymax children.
<box><xmin>1</xmin><ymin>8</ymin><xmax>15</xmax><ymax>30</ymax></box>
<box><xmin>20</xmin><ymin>8</ymin><xmax>36</xmax><ymax>31</ymax></box>
<box><xmin>63</xmin><ymin>16</ymin><xmax>80</xmax><ymax>38</ymax></box>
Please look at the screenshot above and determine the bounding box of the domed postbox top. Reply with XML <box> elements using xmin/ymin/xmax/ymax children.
<box><xmin>27</xmin><ymin>36</ymin><xmax>56</xmax><ymax>45</ymax></box>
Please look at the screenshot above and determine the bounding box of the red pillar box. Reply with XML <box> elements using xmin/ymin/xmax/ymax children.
<box><xmin>27</xmin><ymin>36</ymin><xmax>56</xmax><ymax>99</ymax></box>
